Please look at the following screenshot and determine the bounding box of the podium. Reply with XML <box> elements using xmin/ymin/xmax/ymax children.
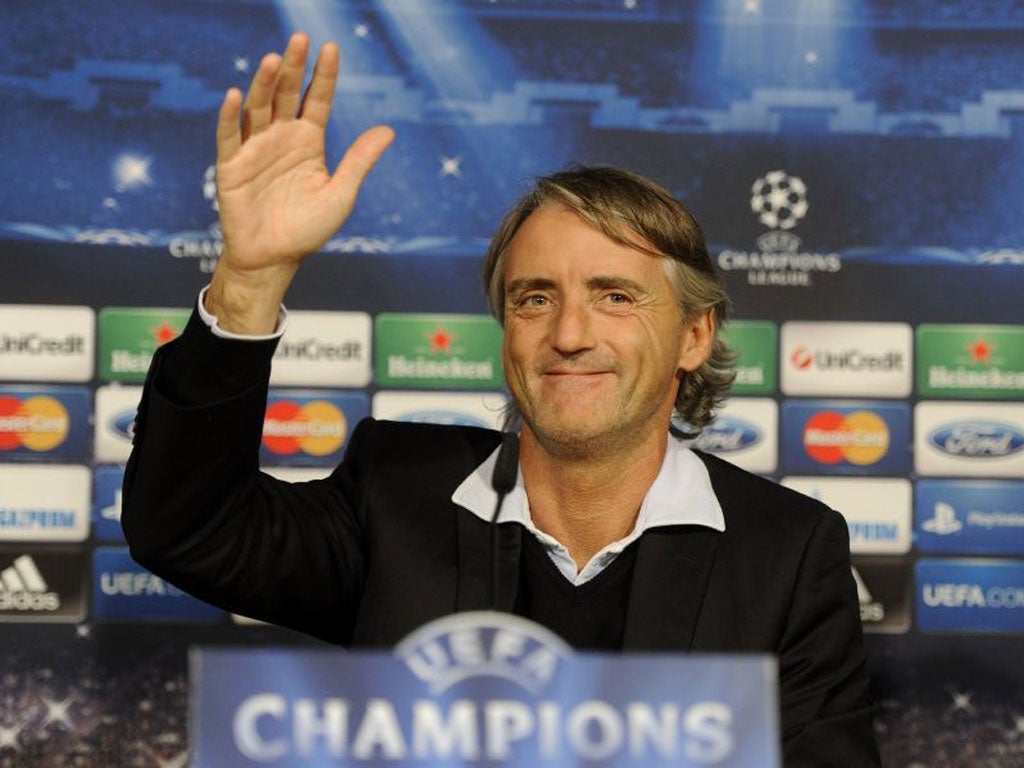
<box><xmin>190</xmin><ymin>612</ymin><xmax>779</xmax><ymax>767</ymax></box>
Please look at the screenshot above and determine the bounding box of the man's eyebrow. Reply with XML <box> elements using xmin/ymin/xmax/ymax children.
<box><xmin>585</xmin><ymin>275</ymin><xmax>650</xmax><ymax>295</ymax></box>
<box><xmin>505</xmin><ymin>277</ymin><xmax>557</xmax><ymax>296</ymax></box>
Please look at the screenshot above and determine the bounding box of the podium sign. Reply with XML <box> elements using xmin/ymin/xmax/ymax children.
<box><xmin>190</xmin><ymin>613</ymin><xmax>779</xmax><ymax>767</ymax></box>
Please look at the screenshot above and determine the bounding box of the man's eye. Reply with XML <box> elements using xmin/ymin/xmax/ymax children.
<box><xmin>606</xmin><ymin>292</ymin><xmax>631</xmax><ymax>304</ymax></box>
<box><xmin>521</xmin><ymin>295</ymin><xmax>547</xmax><ymax>307</ymax></box>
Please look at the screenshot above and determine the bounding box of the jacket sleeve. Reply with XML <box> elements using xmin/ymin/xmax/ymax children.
<box><xmin>121</xmin><ymin>308</ymin><xmax>374</xmax><ymax>645</ymax></box>
<box><xmin>777</xmin><ymin>507</ymin><xmax>881</xmax><ymax>767</ymax></box>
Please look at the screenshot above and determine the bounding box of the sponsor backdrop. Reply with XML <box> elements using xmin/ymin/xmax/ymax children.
<box><xmin>1</xmin><ymin>0</ymin><xmax>1023</xmax><ymax>765</ymax></box>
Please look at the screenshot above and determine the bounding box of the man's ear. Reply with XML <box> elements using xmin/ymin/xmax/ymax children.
<box><xmin>678</xmin><ymin>308</ymin><xmax>715</xmax><ymax>372</ymax></box>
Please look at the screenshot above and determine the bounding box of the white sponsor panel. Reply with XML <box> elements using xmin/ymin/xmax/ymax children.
<box><xmin>782</xmin><ymin>477</ymin><xmax>912</xmax><ymax>554</ymax></box>
<box><xmin>262</xmin><ymin>467</ymin><xmax>332</xmax><ymax>482</ymax></box>
<box><xmin>915</xmin><ymin>402</ymin><xmax>1024</xmax><ymax>478</ymax></box>
<box><xmin>780</xmin><ymin>322</ymin><xmax>912</xmax><ymax>397</ymax></box>
<box><xmin>271</xmin><ymin>311</ymin><xmax>371</xmax><ymax>387</ymax></box>
<box><xmin>0</xmin><ymin>305</ymin><xmax>95</xmax><ymax>382</ymax></box>
<box><xmin>94</xmin><ymin>386</ymin><xmax>144</xmax><ymax>463</ymax></box>
<box><xmin>373</xmin><ymin>391</ymin><xmax>508</xmax><ymax>431</ymax></box>
<box><xmin>0</xmin><ymin>465</ymin><xmax>90</xmax><ymax>542</ymax></box>
<box><xmin>694</xmin><ymin>397</ymin><xmax>777</xmax><ymax>474</ymax></box>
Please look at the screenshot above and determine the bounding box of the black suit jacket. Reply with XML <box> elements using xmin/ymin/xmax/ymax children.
<box><xmin>122</xmin><ymin>312</ymin><xmax>880</xmax><ymax>767</ymax></box>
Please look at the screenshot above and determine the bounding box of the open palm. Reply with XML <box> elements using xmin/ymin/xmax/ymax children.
<box><xmin>215</xmin><ymin>33</ymin><xmax>393</xmax><ymax>274</ymax></box>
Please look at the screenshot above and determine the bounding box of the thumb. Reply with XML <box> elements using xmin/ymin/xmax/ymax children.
<box><xmin>331</xmin><ymin>125</ymin><xmax>395</xmax><ymax>199</ymax></box>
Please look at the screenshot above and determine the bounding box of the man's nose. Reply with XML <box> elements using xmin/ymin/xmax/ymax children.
<box><xmin>550</xmin><ymin>298</ymin><xmax>595</xmax><ymax>354</ymax></box>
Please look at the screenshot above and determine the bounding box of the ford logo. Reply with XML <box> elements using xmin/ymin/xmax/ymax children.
<box><xmin>111</xmin><ymin>410</ymin><xmax>137</xmax><ymax>441</ymax></box>
<box><xmin>694</xmin><ymin>417</ymin><xmax>761</xmax><ymax>453</ymax></box>
<box><xmin>402</xmin><ymin>410</ymin><xmax>489</xmax><ymax>429</ymax></box>
<box><xmin>929</xmin><ymin>421</ymin><xmax>1024</xmax><ymax>458</ymax></box>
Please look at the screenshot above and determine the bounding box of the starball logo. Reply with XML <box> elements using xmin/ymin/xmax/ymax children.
<box><xmin>717</xmin><ymin>170</ymin><xmax>841</xmax><ymax>288</ymax></box>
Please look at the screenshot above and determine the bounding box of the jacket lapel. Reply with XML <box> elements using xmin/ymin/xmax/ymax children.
<box><xmin>622</xmin><ymin>527</ymin><xmax>720</xmax><ymax>651</ymax></box>
<box><xmin>455</xmin><ymin>510</ymin><xmax>523</xmax><ymax>613</ymax></box>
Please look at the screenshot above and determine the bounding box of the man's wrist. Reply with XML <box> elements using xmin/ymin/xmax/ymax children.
<box><xmin>198</xmin><ymin>285</ymin><xmax>288</xmax><ymax>340</ymax></box>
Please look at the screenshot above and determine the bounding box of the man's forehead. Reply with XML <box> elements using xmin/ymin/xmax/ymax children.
<box><xmin>504</xmin><ymin>204</ymin><xmax>669</xmax><ymax>283</ymax></box>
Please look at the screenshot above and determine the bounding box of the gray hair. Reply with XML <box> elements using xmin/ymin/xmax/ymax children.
<box><xmin>482</xmin><ymin>166</ymin><xmax>735</xmax><ymax>437</ymax></box>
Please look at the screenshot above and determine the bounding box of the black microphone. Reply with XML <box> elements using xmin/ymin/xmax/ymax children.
<box><xmin>489</xmin><ymin>432</ymin><xmax>520</xmax><ymax>610</ymax></box>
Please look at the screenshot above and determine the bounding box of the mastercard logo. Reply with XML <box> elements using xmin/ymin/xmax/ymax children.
<box><xmin>0</xmin><ymin>395</ymin><xmax>70</xmax><ymax>452</ymax></box>
<box><xmin>801</xmin><ymin>410</ymin><xmax>889</xmax><ymax>465</ymax></box>
<box><xmin>262</xmin><ymin>400</ymin><xmax>347</xmax><ymax>457</ymax></box>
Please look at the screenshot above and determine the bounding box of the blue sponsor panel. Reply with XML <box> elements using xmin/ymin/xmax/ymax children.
<box><xmin>260</xmin><ymin>391</ymin><xmax>369</xmax><ymax>468</ymax></box>
<box><xmin>92</xmin><ymin>547</ymin><xmax>222</xmax><ymax>622</ymax></box>
<box><xmin>780</xmin><ymin>400</ymin><xmax>911</xmax><ymax>475</ymax></box>
<box><xmin>916</xmin><ymin>480</ymin><xmax>1024</xmax><ymax>555</ymax></box>
<box><xmin>92</xmin><ymin>466</ymin><xmax>126</xmax><ymax>543</ymax></box>
<box><xmin>0</xmin><ymin>385</ymin><xmax>92</xmax><ymax>463</ymax></box>
<box><xmin>916</xmin><ymin>559</ymin><xmax>1024</xmax><ymax>633</ymax></box>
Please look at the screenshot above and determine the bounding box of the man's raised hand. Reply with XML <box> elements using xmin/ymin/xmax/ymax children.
<box><xmin>208</xmin><ymin>32</ymin><xmax>394</xmax><ymax>334</ymax></box>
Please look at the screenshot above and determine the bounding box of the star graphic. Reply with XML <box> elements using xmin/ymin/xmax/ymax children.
<box><xmin>623</xmin><ymin>0</ymin><xmax>637</xmax><ymax>8</ymax></box>
<box><xmin>354</xmin><ymin>23</ymin><xmax>370</xmax><ymax>39</ymax></box>
<box><xmin>0</xmin><ymin>723</ymin><xmax>21</xmax><ymax>751</ymax></box>
<box><xmin>439</xmin><ymin>156</ymin><xmax>462</xmax><ymax>178</ymax></box>
<box><xmin>949</xmin><ymin>690</ymin><xmax>974</xmax><ymax>714</ymax></box>
<box><xmin>743</xmin><ymin>0</ymin><xmax>762</xmax><ymax>12</ymax></box>
<box><xmin>967</xmin><ymin>338</ymin><xmax>993</xmax><ymax>364</ymax></box>
<box><xmin>151</xmin><ymin>321</ymin><xmax>179</xmax><ymax>346</ymax></box>
<box><xmin>233</xmin><ymin>57</ymin><xmax>250</xmax><ymax>73</ymax></box>
<box><xmin>75</xmin><ymin>624</ymin><xmax>91</xmax><ymax>639</ymax></box>
<box><xmin>40</xmin><ymin>696</ymin><xmax>74</xmax><ymax>729</ymax></box>
<box><xmin>805</xmin><ymin>50</ymin><xmax>819</xmax><ymax>64</ymax></box>
<box><xmin>429</xmin><ymin>328</ymin><xmax>453</xmax><ymax>354</ymax></box>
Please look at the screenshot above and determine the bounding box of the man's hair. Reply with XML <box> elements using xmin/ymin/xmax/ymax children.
<box><xmin>482</xmin><ymin>165</ymin><xmax>735</xmax><ymax>437</ymax></box>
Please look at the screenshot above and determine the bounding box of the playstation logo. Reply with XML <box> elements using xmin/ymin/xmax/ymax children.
<box><xmin>922</xmin><ymin>502</ymin><xmax>963</xmax><ymax>535</ymax></box>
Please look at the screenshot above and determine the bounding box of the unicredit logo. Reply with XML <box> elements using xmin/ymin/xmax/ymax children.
<box><xmin>789</xmin><ymin>348</ymin><xmax>904</xmax><ymax>372</ymax></box>
<box><xmin>276</xmin><ymin>338</ymin><xmax>363</xmax><ymax>361</ymax></box>
<box><xmin>928</xmin><ymin>422</ymin><xmax>1024</xmax><ymax>458</ymax></box>
<box><xmin>790</xmin><ymin>348</ymin><xmax>813</xmax><ymax>370</ymax></box>
<box><xmin>0</xmin><ymin>333</ymin><xmax>85</xmax><ymax>356</ymax></box>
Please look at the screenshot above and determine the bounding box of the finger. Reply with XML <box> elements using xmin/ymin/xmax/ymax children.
<box><xmin>216</xmin><ymin>87</ymin><xmax>243</xmax><ymax>162</ymax></box>
<box><xmin>242</xmin><ymin>52</ymin><xmax>281</xmax><ymax>139</ymax></box>
<box><xmin>331</xmin><ymin>125</ymin><xmax>396</xmax><ymax>198</ymax></box>
<box><xmin>272</xmin><ymin>32</ymin><xmax>310</xmax><ymax>121</ymax></box>
<box><xmin>299</xmin><ymin>42</ymin><xmax>340</xmax><ymax>128</ymax></box>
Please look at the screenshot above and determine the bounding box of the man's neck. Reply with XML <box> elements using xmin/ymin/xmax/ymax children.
<box><xmin>519</xmin><ymin>427</ymin><xmax>668</xmax><ymax>571</ymax></box>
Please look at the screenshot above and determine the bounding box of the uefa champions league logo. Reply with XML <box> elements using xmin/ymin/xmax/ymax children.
<box><xmin>394</xmin><ymin>612</ymin><xmax>572</xmax><ymax>695</ymax></box>
<box><xmin>749</xmin><ymin>170</ymin><xmax>808</xmax><ymax>231</ymax></box>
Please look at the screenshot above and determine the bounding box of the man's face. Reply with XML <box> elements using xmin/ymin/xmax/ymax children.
<box><xmin>501</xmin><ymin>203</ymin><xmax>712</xmax><ymax>456</ymax></box>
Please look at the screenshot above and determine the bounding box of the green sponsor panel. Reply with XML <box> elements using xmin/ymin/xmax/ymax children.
<box><xmin>375</xmin><ymin>313</ymin><xmax>504</xmax><ymax>389</ymax></box>
<box><xmin>98</xmin><ymin>308</ymin><xmax>190</xmax><ymax>382</ymax></box>
<box><xmin>917</xmin><ymin>324</ymin><xmax>1024</xmax><ymax>399</ymax></box>
<box><xmin>721</xmin><ymin>321</ymin><xmax>777</xmax><ymax>394</ymax></box>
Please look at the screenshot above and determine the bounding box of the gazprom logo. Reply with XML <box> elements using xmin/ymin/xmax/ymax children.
<box><xmin>928</xmin><ymin>421</ymin><xmax>1024</xmax><ymax>458</ymax></box>
<box><xmin>394</xmin><ymin>612</ymin><xmax>572</xmax><ymax>695</ymax></box>
<box><xmin>110</xmin><ymin>410</ymin><xmax>136</xmax><ymax>442</ymax></box>
<box><xmin>696</xmin><ymin>417</ymin><xmax>761</xmax><ymax>453</ymax></box>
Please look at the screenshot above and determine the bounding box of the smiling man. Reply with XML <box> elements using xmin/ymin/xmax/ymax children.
<box><xmin>122</xmin><ymin>34</ymin><xmax>880</xmax><ymax>767</ymax></box>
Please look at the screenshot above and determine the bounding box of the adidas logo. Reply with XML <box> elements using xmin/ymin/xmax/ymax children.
<box><xmin>0</xmin><ymin>555</ymin><xmax>60</xmax><ymax>612</ymax></box>
<box><xmin>852</xmin><ymin>566</ymin><xmax>884</xmax><ymax>623</ymax></box>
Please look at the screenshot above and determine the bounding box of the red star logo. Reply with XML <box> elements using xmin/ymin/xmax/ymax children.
<box><xmin>151</xmin><ymin>321</ymin><xmax>179</xmax><ymax>346</ymax></box>
<box><xmin>967</xmin><ymin>338</ymin><xmax>993</xmax><ymax>364</ymax></box>
<box><xmin>429</xmin><ymin>328</ymin><xmax>453</xmax><ymax>354</ymax></box>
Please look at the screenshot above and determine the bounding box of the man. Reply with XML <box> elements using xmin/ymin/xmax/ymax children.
<box><xmin>122</xmin><ymin>33</ymin><xmax>880</xmax><ymax>766</ymax></box>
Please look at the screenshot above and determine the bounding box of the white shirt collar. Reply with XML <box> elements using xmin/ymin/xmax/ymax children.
<box><xmin>451</xmin><ymin>435</ymin><xmax>724</xmax><ymax>586</ymax></box>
